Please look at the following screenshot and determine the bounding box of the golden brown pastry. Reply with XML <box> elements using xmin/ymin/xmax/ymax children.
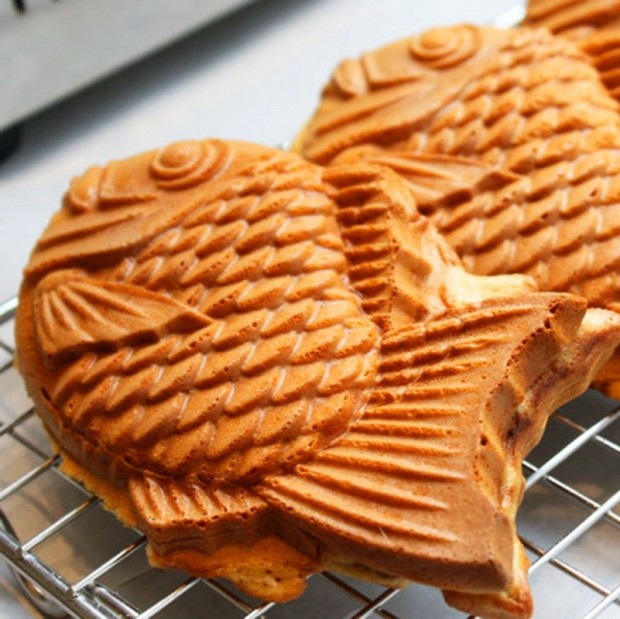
<box><xmin>294</xmin><ymin>24</ymin><xmax>620</xmax><ymax>397</ymax></box>
<box><xmin>524</xmin><ymin>0</ymin><xmax>620</xmax><ymax>36</ymax></box>
<box><xmin>579</xmin><ymin>31</ymin><xmax>620</xmax><ymax>102</ymax></box>
<box><xmin>524</xmin><ymin>0</ymin><xmax>620</xmax><ymax>103</ymax></box>
<box><xmin>15</xmin><ymin>139</ymin><xmax>620</xmax><ymax>619</ymax></box>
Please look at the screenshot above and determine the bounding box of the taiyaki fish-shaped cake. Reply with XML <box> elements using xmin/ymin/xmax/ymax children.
<box><xmin>524</xmin><ymin>0</ymin><xmax>620</xmax><ymax>104</ymax></box>
<box><xmin>15</xmin><ymin>139</ymin><xmax>620</xmax><ymax>619</ymax></box>
<box><xmin>294</xmin><ymin>24</ymin><xmax>620</xmax><ymax>397</ymax></box>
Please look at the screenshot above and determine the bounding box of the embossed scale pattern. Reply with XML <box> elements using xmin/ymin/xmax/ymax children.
<box><xmin>406</xmin><ymin>29</ymin><xmax>620</xmax><ymax>169</ymax></box>
<box><xmin>298</xmin><ymin>25</ymin><xmax>620</xmax><ymax>337</ymax></box>
<box><xmin>299</xmin><ymin>28</ymin><xmax>619</xmax><ymax>166</ymax></box>
<box><xmin>523</xmin><ymin>0</ymin><xmax>620</xmax><ymax>105</ymax></box>
<box><xmin>110</xmin><ymin>153</ymin><xmax>349</xmax><ymax>315</ymax></box>
<box><xmin>30</xmin><ymin>142</ymin><xmax>380</xmax><ymax>482</ymax></box>
<box><xmin>423</xmin><ymin>150</ymin><xmax>620</xmax><ymax>306</ymax></box>
<box><xmin>47</xmin><ymin>286</ymin><xmax>377</xmax><ymax>481</ymax></box>
<box><xmin>255</xmin><ymin>162</ymin><xmax>593</xmax><ymax>598</ymax></box>
<box><xmin>321</xmin><ymin>162</ymin><xmax>479</xmax><ymax>332</ymax></box>
<box><xmin>405</xmin><ymin>31</ymin><xmax>620</xmax><ymax>309</ymax></box>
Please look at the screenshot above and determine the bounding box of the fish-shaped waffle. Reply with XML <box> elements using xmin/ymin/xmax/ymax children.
<box><xmin>524</xmin><ymin>0</ymin><xmax>620</xmax><ymax>104</ymax></box>
<box><xmin>15</xmin><ymin>140</ymin><xmax>620</xmax><ymax>619</ymax></box>
<box><xmin>294</xmin><ymin>23</ymin><xmax>620</xmax><ymax>397</ymax></box>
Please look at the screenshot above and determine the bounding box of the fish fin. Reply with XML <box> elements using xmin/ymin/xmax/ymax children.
<box><xmin>259</xmin><ymin>294</ymin><xmax>590</xmax><ymax>594</ymax></box>
<box><xmin>33</xmin><ymin>270</ymin><xmax>210</xmax><ymax>365</ymax></box>
<box><xmin>333</xmin><ymin>146</ymin><xmax>518</xmax><ymax>209</ymax></box>
<box><xmin>128</xmin><ymin>475</ymin><xmax>318</xmax><ymax>602</ymax></box>
<box><xmin>25</xmin><ymin>202</ymin><xmax>183</xmax><ymax>278</ymax></box>
<box><xmin>129</xmin><ymin>475</ymin><xmax>268</xmax><ymax>546</ymax></box>
<box><xmin>324</xmin><ymin>162</ymin><xmax>533</xmax><ymax>331</ymax></box>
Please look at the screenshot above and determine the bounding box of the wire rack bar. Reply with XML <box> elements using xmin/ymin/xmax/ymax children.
<box><xmin>0</xmin><ymin>408</ymin><xmax>34</xmax><ymax>437</ymax></box>
<box><xmin>320</xmin><ymin>573</ymin><xmax>399</xmax><ymax>619</ymax></box>
<box><xmin>350</xmin><ymin>588</ymin><xmax>401</xmax><ymax>619</ymax></box>
<box><xmin>0</xmin><ymin>524</ymin><xmax>109</xmax><ymax>619</ymax></box>
<box><xmin>529</xmin><ymin>487</ymin><xmax>620</xmax><ymax>575</ymax></box>
<box><xmin>86</xmin><ymin>583</ymin><xmax>140</xmax><ymax>618</ymax></box>
<box><xmin>555</xmin><ymin>412</ymin><xmax>620</xmax><ymax>456</ymax></box>
<box><xmin>136</xmin><ymin>576</ymin><xmax>200</xmax><ymax>619</ymax></box>
<box><xmin>241</xmin><ymin>600</ymin><xmax>276</xmax><ymax>619</ymax></box>
<box><xmin>521</xmin><ymin>536</ymin><xmax>618</xmax><ymax>604</ymax></box>
<box><xmin>71</xmin><ymin>535</ymin><xmax>148</xmax><ymax>594</ymax></box>
<box><xmin>0</xmin><ymin>296</ymin><xmax>18</xmax><ymax>322</ymax></box>
<box><xmin>522</xmin><ymin>462</ymin><xmax>620</xmax><ymax>528</ymax></box>
<box><xmin>9</xmin><ymin>424</ymin><xmax>53</xmax><ymax>460</ymax></box>
<box><xmin>525</xmin><ymin>407</ymin><xmax>620</xmax><ymax>489</ymax></box>
<box><xmin>0</xmin><ymin>454</ymin><xmax>60</xmax><ymax>502</ymax></box>
<box><xmin>21</xmin><ymin>496</ymin><xmax>99</xmax><ymax>552</ymax></box>
<box><xmin>582</xmin><ymin>581</ymin><xmax>620</xmax><ymax>619</ymax></box>
<box><xmin>201</xmin><ymin>578</ymin><xmax>256</xmax><ymax>613</ymax></box>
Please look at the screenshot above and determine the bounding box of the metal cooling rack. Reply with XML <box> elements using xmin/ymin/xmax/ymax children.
<box><xmin>0</xmin><ymin>294</ymin><xmax>619</xmax><ymax>619</ymax></box>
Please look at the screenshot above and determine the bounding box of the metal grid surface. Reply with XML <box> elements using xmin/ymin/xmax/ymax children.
<box><xmin>1</xmin><ymin>293</ymin><xmax>620</xmax><ymax>619</ymax></box>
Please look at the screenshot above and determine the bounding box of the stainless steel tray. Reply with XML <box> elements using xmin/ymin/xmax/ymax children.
<box><xmin>0</xmin><ymin>292</ymin><xmax>619</xmax><ymax>619</ymax></box>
